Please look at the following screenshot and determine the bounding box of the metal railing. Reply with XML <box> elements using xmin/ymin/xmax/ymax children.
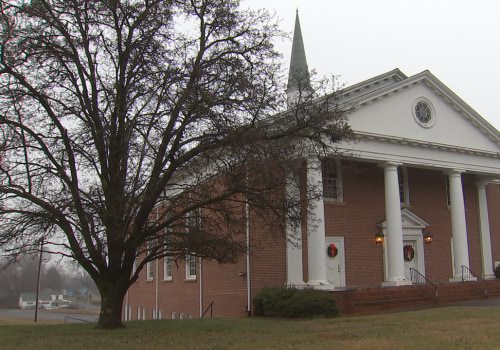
<box><xmin>64</xmin><ymin>315</ymin><xmax>96</xmax><ymax>324</ymax></box>
<box><xmin>461</xmin><ymin>265</ymin><xmax>488</xmax><ymax>296</ymax></box>
<box><xmin>201</xmin><ymin>301</ymin><xmax>214</xmax><ymax>318</ymax></box>
<box><xmin>409</xmin><ymin>268</ymin><xmax>438</xmax><ymax>297</ymax></box>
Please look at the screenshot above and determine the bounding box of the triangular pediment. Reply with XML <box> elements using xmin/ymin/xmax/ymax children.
<box><xmin>335</xmin><ymin>70</ymin><xmax>500</xmax><ymax>177</ymax></box>
<box><xmin>400</xmin><ymin>208</ymin><xmax>429</xmax><ymax>229</ymax></box>
<box><xmin>345</xmin><ymin>70</ymin><xmax>500</xmax><ymax>148</ymax></box>
<box><xmin>378</xmin><ymin>208</ymin><xmax>429</xmax><ymax>229</ymax></box>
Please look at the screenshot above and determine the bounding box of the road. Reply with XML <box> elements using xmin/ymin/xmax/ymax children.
<box><xmin>0</xmin><ymin>307</ymin><xmax>99</xmax><ymax>323</ymax></box>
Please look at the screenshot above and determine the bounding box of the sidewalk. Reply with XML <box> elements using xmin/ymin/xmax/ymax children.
<box><xmin>449</xmin><ymin>296</ymin><xmax>500</xmax><ymax>307</ymax></box>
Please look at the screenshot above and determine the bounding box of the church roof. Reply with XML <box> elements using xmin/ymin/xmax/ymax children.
<box><xmin>287</xmin><ymin>11</ymin><xmax>310</xmax><ymax>91</ymax></box>
<box><xmin>337</xmin><ymin>69</ymin><xmax>500</xmax><ymax>145</ymax></box>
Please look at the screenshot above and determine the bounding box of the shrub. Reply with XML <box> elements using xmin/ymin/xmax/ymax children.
<box><xmin>495</xmin><ymin>265</ymin><xmax>500</xmax><ymax>279</ymax></box>
<box><xmin>252</xmin><ymin>287</ymin><xmax>340</xmax><ymax>318</ymax></box>
<box><xmin>281</xmin><ymin>289</ymin><xmax>340</xmax><ymax>318</ymax></box>
<box><xmin>252</xmin><ymin>287</ymin><xmax>298</xmax><ymax>317</ymax></box>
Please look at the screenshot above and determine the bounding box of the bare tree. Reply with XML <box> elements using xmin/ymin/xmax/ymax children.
<box><xmin>0</xmin><ymin>0</ymin><xmax>350</xmax><ymax>328</ymax></box>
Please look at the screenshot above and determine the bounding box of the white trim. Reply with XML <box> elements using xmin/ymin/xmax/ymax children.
<box><xmin>412</xmin><ymin>97</ymin><xmax>436</xmax><ymax>128</ymax></box>
<box><xmin>398</xmin><ymin>166</ymin><xmax>410</xmax><ymax>206</ymax></box>
<box><xmin>163</xmin><ymin>256</ymin><xmax>172</xmax><ymax>281</ymax></box>
<box><xmin>146</xmin><ymin>242</ymin><xmax>153</xmax><ymax>281</ymax></box>
<box><xmin>325</xmin><ymin>236</ymin><xmax>345</xmax><ymax>288</ymax></box>
<box><xmin>185</xmin><ymin>254</ymin><xmax>197</xmax><ymax>280</ymax></box>
<box><xmin>322</xmin><ymin>158</ymin><xmax>343</xmax><ymax>202</ymax></box>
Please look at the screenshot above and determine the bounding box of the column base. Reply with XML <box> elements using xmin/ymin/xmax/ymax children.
<box><xmin>382</xmin><ymin>278</ymin><xmax>412</xmax><ymax>287</ymax></box>
<box><xmin>306</xmin><ymin>280</ymin><xmax>335</xmax><ymax>291</ymax></box>
<box><xmin>482</xmin><ymin>273</ymin><xmax>496</xmax><ymax>280</ymax></box>
<box><xmin>286</xmin><ymin>280</ymin><xmax>306</xmax><ymax>288</ymax></box>
<box><xmin>449</xmin><ymin>276</ymin><xmax>467</xmax><ymax>282</ymax></box>
<box><xmin>306</xmin><ymin>279</ymin><xmax>330</xmax><ymax>287</ymax></box>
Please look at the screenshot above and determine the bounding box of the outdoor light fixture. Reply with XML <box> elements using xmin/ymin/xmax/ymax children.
<box><xmin>375</xmin><ymin>231</ymin><xmax>384</xmax><ymax>244</ymax></box>
<box><xmin>424</xmin><ymin>232</ymin><xmax>434</xmax><ymax>243</ymax></box>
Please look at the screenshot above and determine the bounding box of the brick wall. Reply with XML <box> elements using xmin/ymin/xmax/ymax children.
<box><xmin>127</xmin><ymin>160</ymin><xmax>500</xmax><ymax>318</ymax></box>
<box><xmin>248</xmin><ymin>207</ymin><xmax>287</xmax><ymax>298</ymax></box>
<box><xmin>324</xmin><ymin>161</ymin><xmax>385</xmax><ymax>286</ymax></box>
<box><xmin>126</xmin><ymin>255</ymin><xmax>250</xmax><ymax>320</ymax></box>
<box><xmin>406</xmin><ymin>167</ymin><xmax>453</xmax><ymax>282</ymax></box>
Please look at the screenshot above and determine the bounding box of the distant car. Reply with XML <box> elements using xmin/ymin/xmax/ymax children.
<box><xmin>61</xmin><ymin>303</ymin><xmax>77</xmax><ymax>309</ymax></box>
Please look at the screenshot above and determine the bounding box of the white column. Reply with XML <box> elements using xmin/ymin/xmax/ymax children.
<box><xmin>448</xmin><ymin>170</ymin><xmax>470</xmax><ymax>281</ymax></box>
<box><xmin>306</xmin><ymin>157</ymin><xmax>328</xmax><ymax>285</ymax></box>
<box><xmin>285</xmin><ymin>171</ymin><xmax>304</xmax><ymax>285</ymax></box>
<box><xmin>476</xmin><ymin>180</ymin><xmax>495</xmax><ymax>279</ymax></box>
<box><xmin>382</xmin><ymin>163</ymin><xmax>410</xmax><ymax>286</ymax></box>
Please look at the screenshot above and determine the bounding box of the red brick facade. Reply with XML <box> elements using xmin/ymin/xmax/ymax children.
<box><xmin>126</xmin><ymin>160</ymin><xmax>500</xmax><ymax>319</ymax></box>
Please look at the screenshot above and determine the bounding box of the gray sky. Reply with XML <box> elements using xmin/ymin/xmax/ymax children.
<box><xmin>245</xmin><ymin>0</ymin><xmax>500</xmax><ymax>131</ymax></box>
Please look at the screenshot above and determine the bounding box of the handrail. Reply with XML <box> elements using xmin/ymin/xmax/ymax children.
<box><xmin>409</xmin><ymin>268</ymin><xmax>438</xmax><ymax>297</ymax></box>
<box><xmin>461</xmin><ymin>265</ymin><xmax>488</xmax><ymax>296</ymax></box>
<box><xmin>201</xmin><ymin>301</ymin><xmax>214</xmax><ymax>318</ymax></box>
<box><xmin>461</xmin><ymin>265</ymin><xmax>482</xmax><ymax>281</ymax></box>
<box><xmin>64</xmin><ymin>315</ymin><xmax>96</xmax><ymax>324</ymax></box>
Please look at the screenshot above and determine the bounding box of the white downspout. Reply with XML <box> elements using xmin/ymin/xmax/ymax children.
<box><xmin>125</xmin><ymin>290</ymin><xmax>129</xmax><ymax>321</ymax></box>
<box><xmin>198</xmin><ymin>204</ymin><xmax>203</xmax><ymax>318</ymax></box>
<box><xmin>245</xmin><ymin>169</ymin><xmax>251</xmax><ymax>315</ymax></box>
<box><xmin>155</xmin><ymin>207</ymin><xmax>159</xmax><ymax>319</ymax></box>
<box><xmin>199</xmin><ymin>257</ymin><xmax>203</xmax><ymax>318</ymax></box>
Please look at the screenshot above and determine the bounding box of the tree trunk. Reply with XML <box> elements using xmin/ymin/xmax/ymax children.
<box><xmin>96</xmin><ymin>281</ymin><xmax>127</xmax><ymax>329</ymax></box>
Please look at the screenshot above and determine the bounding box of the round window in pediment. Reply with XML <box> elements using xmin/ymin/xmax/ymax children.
<box><xmin>412</xmin><ymin>98</ymin><xmax>435</xmax><ymax>128</ymax></box>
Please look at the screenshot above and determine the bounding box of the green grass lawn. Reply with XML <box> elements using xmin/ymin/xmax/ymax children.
<box><xmin>1</xmin><ymin>306</ymin><xmax>500</xmax><ymax>349</ymax></box>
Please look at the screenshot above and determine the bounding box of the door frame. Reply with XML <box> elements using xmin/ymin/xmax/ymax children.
<box><xmin>381</xmin><ymin>208</ymin><xmax>429</xmax><ymax>283</ymax></box>
<box><xmin>325</xmin><ymin>236</ymin><xmax>346</xmax><ymax>288</ymax></box>
<box><xmin>402</xmin><ymin>230</ymin><xmax>425</xmax><ymax>280</ymax></box>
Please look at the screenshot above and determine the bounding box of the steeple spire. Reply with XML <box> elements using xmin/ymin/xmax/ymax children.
<box><xmin>286</xmin><ymin>10</ymin><xmax>311</xmax><ymax>105</ymax></box>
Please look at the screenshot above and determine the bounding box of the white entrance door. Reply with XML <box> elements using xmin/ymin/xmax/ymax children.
<box><xmin>325</xmin><ymin>236</ymin><xmax>345</xmax><ymax>288</ymax></box>
<box><xmin>403</xmin><ymin>238</ymin><xmax>418</xmax><ymax>281</ymax></box>
<box><xmin>402</xmin><ymin>227</ymin><xmax>426</xmax><ymax>282</ymax></box>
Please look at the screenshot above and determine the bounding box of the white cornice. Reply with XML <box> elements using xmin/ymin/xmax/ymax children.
<box><xmin>354</xmin><ymin>131</ymin><xmax>500</xmax><ymax>159</ymax></box>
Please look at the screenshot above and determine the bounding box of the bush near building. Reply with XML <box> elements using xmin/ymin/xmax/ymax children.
<box><xmin>252</xmin><ymin>287</ymin><xmax>340</xmax><ymax>318</ymax></box>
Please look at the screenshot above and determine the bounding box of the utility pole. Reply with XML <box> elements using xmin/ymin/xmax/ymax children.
<box><xmin>34</xmin><ymin>240</ymin><xmax>43</xmax><ymax>323</ymax></box>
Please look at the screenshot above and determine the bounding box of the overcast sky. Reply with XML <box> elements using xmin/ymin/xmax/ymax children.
<box><xmin>244</xmin><ymin>0</ymin><xmax>500</xmax><ymax>131</ymax></box>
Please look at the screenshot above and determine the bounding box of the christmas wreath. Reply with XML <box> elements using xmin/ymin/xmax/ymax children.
<box><xmin>327</xmin><ymin>243</ymin><xmax>338</xmax><ymax>258</ymax></box>
<box><xmin>403</xmin><ymin>245</ymin><xmax>415</xmax><ymax>261</ymax></box>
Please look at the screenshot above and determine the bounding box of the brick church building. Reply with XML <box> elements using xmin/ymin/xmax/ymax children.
<box><xmin>125</xmin><ymin>13</ymin><xmax>500</xmax><ymax>320</ymax></box>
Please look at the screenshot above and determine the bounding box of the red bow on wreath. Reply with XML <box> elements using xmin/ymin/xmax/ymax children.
<box><xmin>404</xmin><ymin>245</ymin><xmax>414</xmax><ymax>261</ymax></box>
<box><xmin>327</xmin><ymin>243</ymin><xmax>338</xmax><ymax>257</ymax></box>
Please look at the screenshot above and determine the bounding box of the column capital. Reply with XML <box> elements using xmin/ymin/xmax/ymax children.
<box><xmin>306</xmin><ymin>155</ymin><xmax>321</xmax><ymax>162</ymax></box>
<box><xmin>475</xmin><ymin>177</ymin><xmax>495</xmax><ymax>187</ymax></box>
<box><xmin>379</xmin><ymin>161</ymin><xmax>402</xmax><ymax>169</ymax></box>
<box><xmin>445</xmin><ymin>169</ymin><xmax>466</xmax><ymax>176</ymax></box>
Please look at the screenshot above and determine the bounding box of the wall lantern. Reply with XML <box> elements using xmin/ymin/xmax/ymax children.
<box><xmin>375</xmin><ymin>231</ymin><xmax>384</xmax><ymax>244</ymax></box>
<box><xmin>424</xmin><ymin>232</ymin><xmax>434</xmax><ymax>243</ymax></box>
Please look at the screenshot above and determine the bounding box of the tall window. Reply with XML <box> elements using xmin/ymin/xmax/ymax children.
<box><xmin>163</xmin><ymin>236</ymin><xmax>172</xmax><ymax>281</ymax></box>
<box><xmin>185</xmin><ymin>254</ymin><xmax>197</xmax><ymax>280</ymax></box>
<box><xmin>445</xmin><ymin>175</ymin><xmax>451</xmax><ymax>207</ymax></box>
<box><xmin>146</xmin><ymin>241</ymin><xmax>153</xmax><ymax>281</ymax></box>
<box><xmin>185</xmin><ymin>210</ymin><xmax>198</xmax><ymax>280</ymax></box>
<box><xmin>322</xmin><ymin>158</ymin><xmax>342</xmax><ymax>201</ymax></box>
<box><xmin>398</xmin><ymin>166</ymin><xmax>409</xmax><ymax>205</ymax></box>
<box><xmin>163</xmin><ymin>257</ymin><xmax>172</xmax><ymax>281</ymax></box>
